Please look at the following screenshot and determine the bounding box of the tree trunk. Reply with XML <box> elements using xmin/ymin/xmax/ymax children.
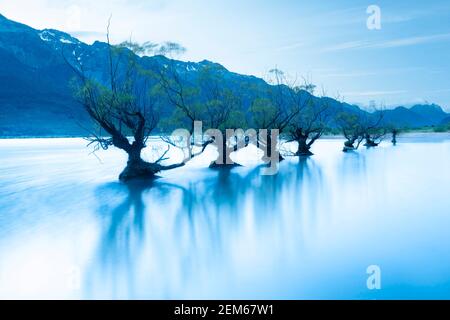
<box><xmin>295</xmin><ymin>136</ymin><xmax>313</xmax><ymax>156</ymax></box>
<box><xmin>119</xmin><ymin>147</ymin><xmax>159</xmax><ymax>181</ymax></box>
<box><xmin>343</xmin><ymin>139</ymin><xmax>356</xmax><ymax>152</ymax></box>
<box><xmin>392</xmin><ymin>131</ymin><xmax>397</xmax><ymax>145</ymax></box>
<box><xmin>364</xmin><ymin>137</ymin><xmax>379</xmax><ymax>147</ymax></box>
<box><xmin>116</xmin><ymin>141</ymin><xmax>185</xmax><ymax>182</ymax></box>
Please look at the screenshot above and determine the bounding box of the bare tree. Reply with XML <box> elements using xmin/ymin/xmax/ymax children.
<box><xmin>391</xmin><ymin>127</ymin><xmax>399</xmax><ymax>145</ymax></box>
<box><xmin>381</xmin><ymin>119</ymin><xmax>399</xmax><ymax>146</ymax></box>
<box><xmin>337</xmin><ymin>105</ymin><xmax>385</xmax><ymax>152</ymax></box>
<box><xmin>155</xmin><ymin>57</ymin><xmax>211</xmax><ymax>160</ymax></box>
<box><xmin>157</xmin><ymin>60</ymin><xmax>245</xmax><ymax>167</ymax></box>
<box><xmin>285</xmin><ymin>83</ymin><xmax>330</xmax><ymax>156</ymax></box>
<box><xmin>197</xmin><ymin>66</ymin><xmax>247</xmax><ymax>167</ymax></box>
<box><xmin>64</xmin><ymin>26</ymin><xmax>185</xmax><ymax>181</ymax></box>
<box><xmin>250</xmin><ymin>68</ymin><xmax>300</xmax><ymax>161</ymax></box>
<box><xmin>362</xmin><ymin>104</ymin><xmax>386</xmax><ymax>147</ymax></box>
<box><xmin>337</xmin><ymin>110</ymin><xmax>366</xmax><ymax>152</ymax></box>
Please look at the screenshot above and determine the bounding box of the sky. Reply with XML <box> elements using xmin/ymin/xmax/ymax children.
<box><xmin>1</xmin><ymin>0</ymin><xmax>450</xmax><ymax>110</ymax></box>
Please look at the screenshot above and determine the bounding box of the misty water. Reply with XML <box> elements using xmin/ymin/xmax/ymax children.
<box><xmin>0</xmin><ymin>136</ymin><xmax>450</xmax><ymax>299</ymax></box>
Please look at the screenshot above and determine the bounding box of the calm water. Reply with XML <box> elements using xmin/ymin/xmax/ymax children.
<box><xmin>0</xmin><ymin>136</ymin><xmax>449</xmax><ymax>299</ymax></box>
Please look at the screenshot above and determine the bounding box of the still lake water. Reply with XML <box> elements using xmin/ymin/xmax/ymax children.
<box><xmin>0</xmin><ymin>135</ymin><xmax>449</xmax><ymax>299</ymax></box>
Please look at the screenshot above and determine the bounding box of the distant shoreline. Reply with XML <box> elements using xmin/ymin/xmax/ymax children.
<box><xmin>1</xmin><ymin>132</ymin><xmax>449</xmax><ymax>140</ymax></box>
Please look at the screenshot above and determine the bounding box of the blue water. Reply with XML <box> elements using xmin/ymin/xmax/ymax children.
<box><xmin>0</xmin><ymin>136</ymin><xmax>449</xmax><ymax>299</ymax></box>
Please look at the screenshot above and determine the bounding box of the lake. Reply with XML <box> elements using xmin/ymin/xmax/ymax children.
<box><xmin>0</xmin><ymin>135</ymin><xmax>449</xmax><ymax>299</ymax></box>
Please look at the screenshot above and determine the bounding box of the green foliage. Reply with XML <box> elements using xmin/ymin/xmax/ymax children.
<box><xmin>117</xmin><ymin>41</ymin><xmax>158</xmax><ymax>56</ymax></box>
<box><xmin>249</xmin><ymin>98</ymin><xmax>278</xmax><ymax>129</ymax></box>
<box><xmin>290</xmin><ymin>100</ymin><xmax>324</xmax><ymax>130</ymax></box>
<box><xmin>336</xmin><ymin>111</ymin><xmax>361</xmax><ymax>133</ymax></box>
<box><xmin>433</xmin><ymin>125</ymin><xmax>450</xmax><ymax>132</ymax></box>
<box><xmin>69</xmin><ymin>38</ymin><xmax>163</xmax><ymax>149</ymax></box>
<box><xmin>157</xmin><ymin>63</ymin><xmax>246</xmax><ymax>134</ymax></box>
<box><xmin>116</xmin><ymin>40</ymin><xmax>186</xmax><ymax>57</ymax></box>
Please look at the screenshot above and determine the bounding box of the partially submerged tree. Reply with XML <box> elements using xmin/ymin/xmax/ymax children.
<box><xmin>65</xmin><ymin>30</ymin><xmax>185</xmax><ymax>181</ymax></box>
<box><xmin>197</xmin><ymin>66</ymin><xmax>247</xmax><ymax>167</ymax></box>
<box><xmin>382</xmin><ymin>121</ymin><xmax>400</xmax><ymax>145</ymax></box>
<box><xmin>337</xmin><ymin>111</ymin><xmax>365</xmax><ymax>152</ymax></box>
<box><xmin>362</xmin><ymin>105</ymin><xmax>386</xmax><ymax>147</ymax></box>
<box><xmin>155</xmin><ymin>56</ymin><xmax>206</xmax><ymax>158</ymax></box>
<box><xmin>337</xmin><ymin>105</ymin><xmax>385</xmax><ymax>152</ymax></box>
<box><xmin>157</xmin><ymin>60</ymin><xmax>246</xmax><ymax>167</ymax></box>
<box><xmin>285</xmin><ymin>83</ymin><xmax>330</xmax><ymax>156</ymax></box>
<box><xmin>391</xmin><ymin>127</ymin><xmax>399</xmax><ymax>145</ymax></box>
<box><xmin>249</xmin><ymin>69</ymin><xmax>300</xmax><ymax>162</ymax></box>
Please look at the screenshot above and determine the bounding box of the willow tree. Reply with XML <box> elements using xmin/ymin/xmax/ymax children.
<box><xmin>285</xmin><ymin>83</ymin><xmax>330</xmax><ymax>156</ymax></box>
<box><xmin>362</xmin><ymin>107</ymin><xmax>386</xmax><ymax>147</ymax></box>
<box><xmin>390</xmin><ymin>127</ymin><xmax>399</xmax><ymax>145</ymax></box>
<box><xmin>157</xmin><ymin>61</ymin><xmax>246</xmax><ymax>167</ymax></box>
<box><xmin>249</xmin><ymin>69</ymin><xmax>299</xmax><ymax>162</ymax></box>
<box><xmin>65</xmin><ymin>35</ymin><xmax>185</xmax><ymax>181</ymax></box>
<box><xmin>337</xmin><ymin>111</ymin><xmax>365</xmax><ymax>152</ymax></box>
<box><xmin>337</xmin><ymin>107</ymin><xmax>385</xmax><ymax>152</ymax></box>
<box><xmin>197</xmin><ymin>66</ymin><xmax>247</xmax><ymax>166</ymax></box>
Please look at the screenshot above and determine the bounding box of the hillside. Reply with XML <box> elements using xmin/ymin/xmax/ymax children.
<box><xmin>0</xmin><ymin>13</ymin><xmax>448</xmax><ymax>137</ymax></box>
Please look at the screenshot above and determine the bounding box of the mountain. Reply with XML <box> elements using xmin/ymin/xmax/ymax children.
<box><xmin>0</xmin><ymin>13</ymin><xmax>86</xmax><ymax>136</ymax></box>
<box><xmin>440</xmin><ymin>116</ymin><xmax>450</xmax><ymax>126</ymax></box>
<box><xmin>409</xmin><ymin>104</ymin><xmax>448</xmax><ymax>125</ymax></box>
<box><xmin>0</xmin><ymin>14</ymin><xmax>448</xmax><ymax>137</ymax></box>
<box><xmin>380</xmin><ymin>104</ymin><xmax>449</xmax><ymax>128</ymax></box>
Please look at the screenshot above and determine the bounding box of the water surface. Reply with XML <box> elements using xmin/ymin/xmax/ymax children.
<box><xmin>0</xmin><ymin>136</ymin><xmax>449</xmax><ymax>299</ymax></box>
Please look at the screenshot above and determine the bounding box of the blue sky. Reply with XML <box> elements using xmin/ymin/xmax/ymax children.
<box><xmin>1</xmin><ymin>0</ymin><xmax>450</xmax><ymax>110</ymax></box>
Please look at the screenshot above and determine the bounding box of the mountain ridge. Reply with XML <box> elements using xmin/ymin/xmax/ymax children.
<box><xmin>0</xmin><ymin>14</ymin><xmax>448</xmax><ymax>137</ymax></box>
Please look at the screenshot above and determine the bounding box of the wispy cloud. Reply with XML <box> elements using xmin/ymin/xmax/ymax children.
<box><xmin>426</xmin><ymin>88</ymin><xmax>450</xmax><ymax>94</ymax></box>
<box><xmin>383</xmin><ymin>3</ymin><xmax>450</xmax><ymax>24</ymax></box>
<box><xmin>318</xmin><ymin>67</ymin><xmax>431</xmax><ymax>78</ymax></box>
<box><xmin>322</xmin><ymin>40</ymin><xmax>369</xmax><ymax>52</ymax></box>
<box><xmin>276</xmin><ymin>42</ymin><xmax>304</xmax><ymax>52</ymax></box>
<box><xmin>342</xmin><ymin>90</ymin><xmax>408</xmax><ymax>97</ymax></box>
<box><xmin>69</xmin><ymin>30</ymin><xmax>106</xmax><ymax>38</ymax></box>
<box><xmin>369</xmin><ymin>33</ymin><xmax>450</xmax><ymax>49</ymax></box>
<box><xmin>323</xmin><ymin>32</ymin><xmax>450</xmax><ymax>52</ymax></box>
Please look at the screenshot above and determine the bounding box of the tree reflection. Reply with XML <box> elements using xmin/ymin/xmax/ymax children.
<box><xmin>85</xmin><ymin>160</ymin><xmax>326</xmax><ymax>298</ymax></box>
